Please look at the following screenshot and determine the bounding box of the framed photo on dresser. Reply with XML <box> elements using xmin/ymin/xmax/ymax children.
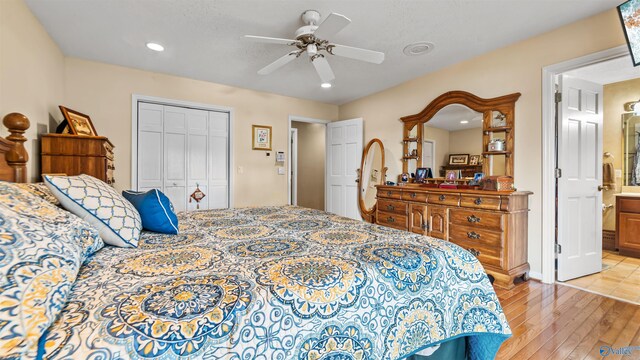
<box><xmin>59</xmin><ymin>106</ymin><xmax>98</xmax><ymax>136</ymax></box>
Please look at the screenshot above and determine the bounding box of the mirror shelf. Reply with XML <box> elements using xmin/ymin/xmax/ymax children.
<box><xmin>400</xmin><ymin>90</ymin><xmax>521</xmax><ymax>181</ymax></box>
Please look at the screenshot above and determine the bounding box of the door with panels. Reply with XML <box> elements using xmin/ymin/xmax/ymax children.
<box><xmin>137</xmin><ymin>102</ymin><xmax>230</xmax><ymax>212</ymax></box>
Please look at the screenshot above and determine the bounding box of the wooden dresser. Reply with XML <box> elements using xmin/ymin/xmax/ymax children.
<box><xmin>376</xmin><ymin>184</ymin><xmax>531</xmax><ymax>289</ymax></box>
<box><xmin>41</xmin><ymin>134</ymin><xmax>115</xmax><ymax>185</ymax></box>
<box><xmin>616</xmin><ymin>195</ymin><xmax>640</xmax><ymax>258</ymax></box>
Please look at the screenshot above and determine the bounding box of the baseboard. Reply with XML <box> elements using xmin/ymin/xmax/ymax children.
<box><xmin>603</xmin><ymin>230</ymin><xmax>616</xmax><ymax>251</ymax></box>
<box><xmin>528</xmin><ymin>271</ymin><xmax>543</xmax><ymax>281</ymax></box>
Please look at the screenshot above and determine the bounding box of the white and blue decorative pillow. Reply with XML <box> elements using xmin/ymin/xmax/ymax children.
<box><xmin>122</xmin><ymin>189</ymin><xmax>179</xmax><ymax>234</ymax></box>
<box><xmin>0</xmin><ymin>181</ymin><xmax>103</xmax><ymax>358</ymax></box>
<box><xmin>44</xmin><ymin>175</ymin><xmax>142</xmax><ymax>248</ymax></box>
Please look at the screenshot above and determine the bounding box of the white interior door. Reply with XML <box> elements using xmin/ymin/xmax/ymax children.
<box><xmin>423</xmin><ymin>139</ymin><xmax>435</xmax><ymax>171</ymax></box>
<box><xmin>326</xmin><ymin>118</ymin><xmax>363</xmax><ymax>219</ymax></box>
<box><xmin>557</xmin><ymin>75</ymin><xmax>603</xmax><ymax>281</ymax></box>
<box><xmin>137</xmin><ymin>103</ymin><xmax>164</xmax><ymax>192</ymax></box>
<box><xmin>208</xmin><ymin>111</ymin><xmax>230</xmax><ymax>209</ymax></box>
<box><xmin>163</xmin><ymin>106</ymin><xmax>188</xmax><ymax>212</ymax></box>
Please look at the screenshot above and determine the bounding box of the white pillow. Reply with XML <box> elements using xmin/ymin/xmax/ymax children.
<box><xmin>44</xmin><ymin>174</ymin><xmax>142</xmax><ymax>247</ymax></box>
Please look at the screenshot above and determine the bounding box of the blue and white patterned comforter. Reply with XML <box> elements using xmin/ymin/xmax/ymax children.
<box><xmin>38</xmin><ymin>206</ymin><xmax>510</xmax><ymax>359</ymax></box>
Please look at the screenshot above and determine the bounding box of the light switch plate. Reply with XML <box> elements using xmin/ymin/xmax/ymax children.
<box><xmin>615</xmin><ymin>169</ymin><xmax>622</xmax><ymax>178</ymax></box>
<box><xmin>277</xmin><ymin>167</ymin><xmax>285</xmax><ymax>175</ymax></box>
<box><xmin>238</xmin><ymin>166</ymin><xmax>244</xmax><ymax>174</ymax></box>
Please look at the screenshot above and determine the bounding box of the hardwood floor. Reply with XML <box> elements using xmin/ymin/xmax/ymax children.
<box><xmin>495</xmin><ymin>280</ymin><xmax>640</xmax><ymax>359</ymax></box>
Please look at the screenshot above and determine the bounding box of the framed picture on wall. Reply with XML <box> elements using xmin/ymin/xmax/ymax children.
<box><xmin>448</xmin><ymin>154</ymin><xmax>469</xmax><ymax>165</ymax></box>
<box><xmin>618</xmin><ymin>0</ymin><xmax>640</xmax><ymax>66</ymax></box>
<box><xmin>252</xmin><ymin>125</ymin><xmax>272</xmax><ymax>150</ymax></box>
<box><xmin>59</xmin><ymin>106</ymin><xmax>98</xmax><ymax>136</ymax></box>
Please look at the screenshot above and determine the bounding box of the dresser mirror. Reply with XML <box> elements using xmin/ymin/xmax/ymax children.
<box><xmin>358</xmin><ymin>138</ymin><xmax>387</xmax><ymax>222</ymax></box>
<box><xmin>623</xmin><ymin>112</ymin><xmax>640</xmax><ymax>186</ymax></box>
<box><xmin>401</xmin><ymin>91</ymin><xmax>520</xmax><ymax>183</ymax></box>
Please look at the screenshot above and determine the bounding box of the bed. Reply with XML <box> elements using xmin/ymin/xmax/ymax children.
<box><xmin>0</xmin><ymin>115</ymin><xmax>511</xmax><ymax>359</ymax></box>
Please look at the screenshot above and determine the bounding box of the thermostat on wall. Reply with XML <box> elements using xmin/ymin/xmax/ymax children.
<box><xmin>276</xmin><ymin>151</ymin><xmax>285</xmax><ymax>162</ymax></box>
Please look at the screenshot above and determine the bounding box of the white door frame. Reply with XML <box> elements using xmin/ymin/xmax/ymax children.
<box><xmin>290</xmin><ymin>128</ymin><xmax>298</xmax><ymax>206</ymax></box>
<box><xmin>131</xmin><ymin>94</ymin><xmax>235</xmax><ymax>208</ymax></box>
<box><xmin>423</xmin><ymin>138</ymin><xmax>436</xmax><ymax>170</ymax></box>
<box><xmin>541</xmin><ymin>45</ymin><xmax>628</xmax><ymax>284</ymax></box>
<box><xmin>287</xmin><ymin>115</ymin><xmax>330</xmax><ymax>206</ymax></box>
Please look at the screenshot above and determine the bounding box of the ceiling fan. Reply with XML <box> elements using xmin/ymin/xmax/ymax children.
<box><xmin>245</xmin><ymin>10</ymin><xmax>385</xmax><ymax>86</ymax></box>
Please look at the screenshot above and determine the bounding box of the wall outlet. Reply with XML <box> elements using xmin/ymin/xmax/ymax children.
<box><xmin>277</xmin><ymin>167</ymin><xmax>285</xmax><ymax>175</ymax></box>
<box><xmin>615</xmin><ymin>169</ymin><xmax>622</xmax><ymax>178</ymax></box>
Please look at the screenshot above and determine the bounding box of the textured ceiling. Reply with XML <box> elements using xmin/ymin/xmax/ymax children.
<box><xmin>565</xmin><ymin>55</ymin><xmax>640</xmax><ymax>85</ymax></box>
<box><xmin>26</xmin><ymin>0</ymin><xmax>621</xmax><ymax>105</ymax></box>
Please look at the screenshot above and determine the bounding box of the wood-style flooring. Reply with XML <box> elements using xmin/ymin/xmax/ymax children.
<box><xmin>495</xmin><ymin>280</ymin><xmax>640</xmax><ymax>359</ymax></box>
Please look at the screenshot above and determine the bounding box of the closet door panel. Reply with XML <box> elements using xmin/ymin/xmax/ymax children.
<box><xmin>164</xmin><ymin>106</ymin><xmax>188</xmax><ymax>212</ymax></box>
<box><xmin>209</xmin><ymin>111</ymin><xmax>229</xmax><ymax>208</ymax></box>
<box><xmin>188</xmin><ymin>109</ymin><xmax>210</xmax><ymax>210</ymax></box>
<box><xmin>137</xmin><ymin>103</ymin><xmax>164</xmax><ymax>190</ymax></box>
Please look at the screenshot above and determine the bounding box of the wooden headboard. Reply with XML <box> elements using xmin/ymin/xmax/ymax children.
<box><xmin>0</xmin><ymin>113</ymin><xmax>30</xmax><ymax>183</ymax></box>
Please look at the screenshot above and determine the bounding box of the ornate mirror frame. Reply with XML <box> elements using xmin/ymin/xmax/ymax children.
<box><xmin>358</xmin><ymin>138</ymin><xmax>387</xmax><ymax>222</ymax></box>
<box><xmin>400</xmin><ymin>90</ymin><xmax>521</xmax><ymax>179</ymax></box>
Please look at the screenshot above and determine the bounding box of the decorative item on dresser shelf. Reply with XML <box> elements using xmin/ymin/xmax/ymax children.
<box><xmin>58</xmin><ymin>106</ymin><xmax>98</xmax><ymax>136</ymax></box>
<box><xmin>375</xmin><ymin>183</ymin><xmax>532</xmax><ymax>289</ymax></box>
<box><xmin>448</xmin><ymin>154</ymin><xmax>469</xmax><ymax>165</ymax></box>
<box><xmin>40</xmin><ymin>134</ymin><xmax>115</xmax><ymax>185</ymax></box>
<box><xmin>481</xmin><ymin>176</ymin><xmax>514</xmax><ymax>191</ymax></box>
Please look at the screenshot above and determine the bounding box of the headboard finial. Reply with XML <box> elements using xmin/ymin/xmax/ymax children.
<box><xmin>2</xmin><ymin>113</ymin><xmax>30</xmax><ymax>182</ymax></box>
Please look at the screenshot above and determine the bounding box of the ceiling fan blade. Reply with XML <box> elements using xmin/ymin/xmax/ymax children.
<box><xmin>258</xmin><ymin>51</ymin><xmax>299</xmax><ymax>75</ymax></box>
<box><xmin>329</xmin><ymin>44</ymin><xmax>385</xmax><ymax>64</ymax></box>
<box><xmin>311</xmin><ymin>55</ymin><xmax>335</xmax><ymax>83</ymax></box>
<box><xmin>244</xmin><ymin>35</ymin><xmax>300</xmax><ymax>46</ymax></box>
<box><xmin>313</xmin><ymin>13</ymin><xmax>351</xmax><ymax>39</ymax></box>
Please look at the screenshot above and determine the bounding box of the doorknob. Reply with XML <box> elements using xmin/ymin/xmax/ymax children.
<box><xmin>597</xmin><ymin>185</ymin><xmax>605</xmax><ymax>191</ymax></box>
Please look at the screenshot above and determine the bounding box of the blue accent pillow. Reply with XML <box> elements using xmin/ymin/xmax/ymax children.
<box><xmin>122</xmin><ymin>189</ymin><xmax>179</xmax><ymax>234</ymax></box>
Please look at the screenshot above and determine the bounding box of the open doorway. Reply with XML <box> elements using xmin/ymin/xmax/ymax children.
<box><xmin>549</xmin><ymin>50</ymin><xmax>640</xmax><ymax>305</ymax></box>
<box><xmin>288</xmin><ymin>117</ymin><xmax>328</xmax><ymax>211</ymax></box>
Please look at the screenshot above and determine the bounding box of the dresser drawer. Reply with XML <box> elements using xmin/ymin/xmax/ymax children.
<box><xmin>378</xmin><ymin>188</ymin><xmax>403</xmax><ymax>200</ymax></box>
<box><xmin>449</xmin><ymin>224</ymin><xmax>503</xmax><ymax>248</ymax></box>
<box><xmin>450</xmin><ymin>238</ymin><xmax>503</xmax><ymax>268</ymax></box>
<box><xmin>402</xmin><ymin>190</ymin><xmax>428</xmax><ymax>202</ymax></box>
<box><xmin>378</xmin><ymin>199</ymin><xmax>408</xmax><ymax>215</ymax></box>
<box><xmin>460</xmin><ymin>195</ymin><xmax>501</xmax><ymax>210</ymax></box>
<box><xmin>449</xmin><ymin>208</ymin><xmax>504</xmax><ymax>231</ymax></box>
<box><xmin>428</xmin><ymin>193</ymin><xmax>460</xmax><ymax>206</ymax></box>
<box><xmin>377</xmin><ymin>211</ymin><xmax>408</xmax><ymax>230</ymax></box>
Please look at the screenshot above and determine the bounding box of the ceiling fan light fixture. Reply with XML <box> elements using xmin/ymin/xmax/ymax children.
<box><xmin>146</xmin><ymin>42</ymin><xmax>165</xmax><ymax>52</ymax></box>
<box><xmin>403</xmin><ymin>42</ymin><xmax>434</xmax><ymax>56</ymax></box>
<box><xmin>321</xmin><ymin>82</ymin><xmax>332</xmax><ymax>88</ymax></box>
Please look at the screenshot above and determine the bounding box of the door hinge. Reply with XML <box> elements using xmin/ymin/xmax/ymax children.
<box><xmin>555</xmin><ymin>243</ymin><xmax>562</xmax><ymax>254</ymax></box>
<box><xmin>555</xmin><ymin>168</ymin><xmax>562</xmax><ymax>178</ymax></box>
<box><xmin>555</xmin><ymin>92</ymin><xmax>562</xmax><ymax>103</ymax></box>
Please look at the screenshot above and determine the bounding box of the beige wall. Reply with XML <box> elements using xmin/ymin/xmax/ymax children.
<box><xmin>449</xmin><ymin>128</ymin><xmax>483</xmax><ymax>158</ymax></box>
<box><xmin>0</xmin><ymin>0</ymin><xmax>65</xmax><ymax>181</ymax></box>
<box><xmin>291</xmin><ymin>121</ymin><xmax>325</xmax><ymax>210</ymax></box>
<box><xmin>339</xmin><ymin>9</ymin><xmax>626</xmax><ymax>275</ymax></box>
<box><xmin>423</xmin><ymin>125</ymin><xmax>450</xmax><ymax>173</ymax></box>
<box><xmin>63</xmin><ymin>58</ymin><xmax>338</xmax><ymax>207</ymax></box>
<box><xmin>602</xmin><ymin>77</ymin><xmax>640</xmax><ymax>230</ymax></box>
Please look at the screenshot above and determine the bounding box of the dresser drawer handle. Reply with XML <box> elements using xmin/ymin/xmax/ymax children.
<box><xmin>387</xmin><ymin>191</ymin><xmax>393</xmax><ymax>196</ymax></box>
<box><xmin>410</xmin><ymin>193</ymin><xmax>417</xmax><ymax>199</ymax></box>
<box><xmin>467</xmin><ymin>231</ymin><xmax>481</xmax><ymax>239</ymax></box>
<box><xmin>439</xmin><ymin>195</ymin><xmax>446</xmax><ymax>201</ymax></box>
<box><xmin>474</xmin><ymin>198</ymin><xmax>483</xmax><ymax>205</ymax></box>
<box><xmin>386</xmin><ymin>204</ymin><xmax>395</xmax><ymax>211</ymax></box>
<box><xmin>387</xmin><ymin>217</ymin><xmax>396</xmax><ymax>223</ymax></box>
<box><xmin>467</xmin><ymin>215</ymin><xmax>481</xmax><ymax>223</ymax></box>
<box><xmin>468</xmin><ymin>248</ymin><xmax>481</xmax><ymax>257</ymax></box>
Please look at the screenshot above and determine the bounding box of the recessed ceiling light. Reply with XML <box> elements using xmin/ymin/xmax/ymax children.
<box><xmin>321</xmin><ymin>82</ymin><xmax>332</xmax><ymax>88</ymax></box>
<box><xmin>460</xmin><ymin>120</ymin><xmax>469</xmax><ymax>124</ymax></box>
<box><xmin>146</xmin><ymin>42</ymin><xmax>165</xmax><ymax>52</ymax></box>
<box><xmin>403</xmin><ymin>42</ymin><xmax>434</xmax><ymax>56</ymax></box>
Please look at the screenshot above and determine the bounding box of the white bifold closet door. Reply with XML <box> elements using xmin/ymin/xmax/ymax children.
<box><xmin>137</xmin><ymin>102</ymin><xmax>229</xmax><ymax>212</ymax></box>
